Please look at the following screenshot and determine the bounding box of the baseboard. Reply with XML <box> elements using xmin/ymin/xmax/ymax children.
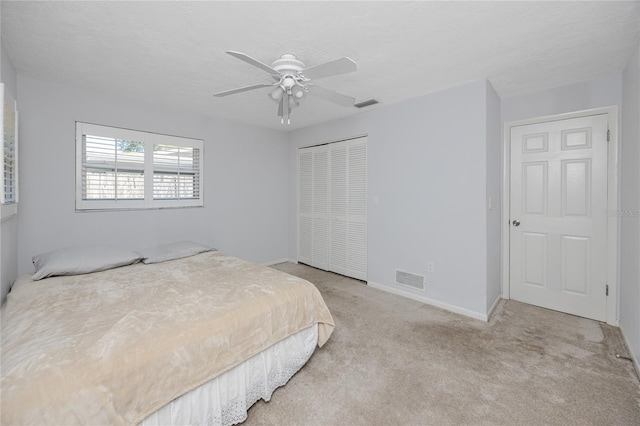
<box><xmin>367</xmin><ymin>281</ymin><xmax>488</xmax><ymax>321</ymax></box>
<box><xmin>261</xmin><ymin>258</ymin><xmax>297</xmax><ymax>266</ymax></box>
<box><xmin>486</xmin><ymin>295</ymin><xmax>502</xmax><ymax>321</ymax></box>
<box><xmin>619</xmin><ymin>324</ymin><xmax>640</xmax><ymax>380</ymax></box>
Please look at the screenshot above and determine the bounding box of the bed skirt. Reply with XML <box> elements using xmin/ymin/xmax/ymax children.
<box><xmin>141</xmin><ymin>324</ymin><xmax>318</xmax><ymax>426</ymax></box>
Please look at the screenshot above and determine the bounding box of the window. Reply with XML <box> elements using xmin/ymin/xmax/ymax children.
<box><xmin>76</xmin><ymin>122</ymin><xmax>203</xmax><ymax>211</ymax></box>
<box><xmin>2</xmin><ymin>83</ymin><xmax>19</xmax><ymax>219</ymax></box>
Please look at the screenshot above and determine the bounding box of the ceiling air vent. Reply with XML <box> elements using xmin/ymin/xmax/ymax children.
<box><xmin>354</xmin><ymin>98</ymin><xmax>379</xmax><ymax>108</ymax></box>
<box><xmin>395</xmin><ymin>269</ymin><xmax>425</xmax><ymax>290</ymax></box>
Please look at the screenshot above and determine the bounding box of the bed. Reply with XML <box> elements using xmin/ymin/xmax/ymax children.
<box><xmin>1</xmin><ymin>247</ymin><xmax>334</xmax><ymax>425</ymax></box>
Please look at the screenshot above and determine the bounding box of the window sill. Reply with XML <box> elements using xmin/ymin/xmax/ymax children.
<box><xmin>75</xmin><ymin>204</ymin><xmax>204</xmax><ymax>213</ymax></box>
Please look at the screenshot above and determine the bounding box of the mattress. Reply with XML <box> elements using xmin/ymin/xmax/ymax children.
<box><xmin>1</xmin><ymin>252</ymin><xmax>334</xmax><ymax>425</ymax></box>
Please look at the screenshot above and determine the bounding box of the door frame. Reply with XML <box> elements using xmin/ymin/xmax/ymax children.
<box><xmin>501</xmin><ymin>106</ymin><xmax>619</xmax><ymax>326</ymax></box>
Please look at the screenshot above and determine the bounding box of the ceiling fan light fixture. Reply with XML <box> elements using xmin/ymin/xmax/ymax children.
<box><xmin>291</xmin><ymin>85</ymin><xmax>306</xmax><ymax>101</ymax></box>
<box><xmin>268</xmin><ymin>86</ymin><xmax>285</xmax><ymax>102</ymax></box>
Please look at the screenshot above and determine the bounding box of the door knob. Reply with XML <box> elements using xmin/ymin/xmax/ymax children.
<box><xmin>512</xmin><ymin>220</ymin><xmax>520</xmax><ymax>227</ymax></box>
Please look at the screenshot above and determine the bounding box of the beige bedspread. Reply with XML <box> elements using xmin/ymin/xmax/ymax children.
<box><xmin>1</xmin><ymin>252</ymin><xmax>334</xmax><ymax>425</ymax></box>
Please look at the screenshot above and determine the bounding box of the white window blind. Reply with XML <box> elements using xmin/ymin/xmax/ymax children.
<box><xmin>82</xmin><ymin>135</ymin><xmax>145</xmax><ymax>200</ymax></box>
<box><xmin>153</xmin><ymin>145</ymin><xmax>200</xmax><ymax>200</ymax></box>
<box><xmin>3</xmin><ymin>129</ymin><xmax>16</xmax><ymax>204</ymax></box>
<box><xmin>76</xmin><ymin>122</ymin><xmax>204</xmax><ymax>211</ymax></box>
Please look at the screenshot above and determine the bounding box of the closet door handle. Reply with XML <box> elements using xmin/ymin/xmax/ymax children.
<box><xmin>512</xmin><ymin>220</ymin><xmax>520</xmax><ymax>227</ymax></box>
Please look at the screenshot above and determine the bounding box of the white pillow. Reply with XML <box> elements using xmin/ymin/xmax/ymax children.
<box><xmin>32</xmin><ymin>246</ymin><xmax>142</xmax><ymax>281</ymax></box>
<box><xmin>139</xmin><ymin>241</ymin><xmax>213</xmax><ymax>264</ymax></box>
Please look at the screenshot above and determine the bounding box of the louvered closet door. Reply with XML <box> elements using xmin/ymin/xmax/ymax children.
<box><xmin>328</xmin><ymin>137</ymin><xmax>367</xmax><ymax>280</ymax></box>
<box><xmin>312</xmin><ymin>146</ymin><xmax>330</xmax><ymax>270</ymax></box>
<box><xmin>329</xmin><ymin>142</ymin><xmax>348</xmax><ymax>276</ymax></box>
<box><xmin>299</xmin><ymin>138</ymin><xmax>367</xmax><ymax>280</ymax></box>
<box><xmin>345</xmin><ymin>138</ymin><xmax>367</xmax><ymax>280</ymax></box>
<box><xmin>298</xmin><ymin>149</ymin><xmax>313</xmax><ymax>266</ymax></box>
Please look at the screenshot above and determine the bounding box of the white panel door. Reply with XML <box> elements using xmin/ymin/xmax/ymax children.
<box><xmin>510</xmin><ymin>114</ymin><xmax>608</xmax><ymax>321</ymax></box>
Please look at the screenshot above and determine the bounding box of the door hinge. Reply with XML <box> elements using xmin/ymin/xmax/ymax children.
<box><xmin>607</xmin><ymin>129</ymin><xmax>610</xmax><ymax>142</ymax></box>
<box><xmin>606</xmin><ymin>284</ymin><xmax>609</xmax><ymax>296</ymax></box>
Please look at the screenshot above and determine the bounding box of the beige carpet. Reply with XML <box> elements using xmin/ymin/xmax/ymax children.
<box><xmin>244</xmin><ymin>262</ymin><xmax>640</xmax><ymax>425</ymax></box>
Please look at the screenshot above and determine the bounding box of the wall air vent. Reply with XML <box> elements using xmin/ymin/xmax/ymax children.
<box><xmin>395</xmin><ymin>269</ymin><xmax>425</xmax><ymax>290</ymax></box>
<box><xmin>354</xmin><ymin>98</ymin><xmax>379</xmax><ymax>108</ymax></box>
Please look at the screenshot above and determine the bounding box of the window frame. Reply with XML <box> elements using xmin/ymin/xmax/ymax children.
<box><xmin>75</xmin><ymin>122</ymin><xmax>204</xmax><ymax>211</ymax></box>
<box><xmin>1</xmin><ymin>83</ymin><xmax>19</xmax><ymax>221</ymax></box>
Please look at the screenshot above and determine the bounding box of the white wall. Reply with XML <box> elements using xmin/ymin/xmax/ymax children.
<box><xmin>485</xmin><ymin>81</ymin><xmax>502</xmax><ymax>312</ymax></box>
<box><xmin>16</xmin><ymin>76</ymin><xmax>290</xmax><ymax>275</ymax></box>
<box><xmin>501</xmin><ymin>74</ymin><xmax>623</xmax><ymax>124</ymax></box>
<box><xmin>288</xmin><ymin>80</ymin><xmax>495</xmax><ymax>318</ymax></box>
<box><xmin>1</xmin><ymin>43</ymin><xmax>19</xmax><ymax>304</ymax></box>
<box><xmin>620</xmin><ymin>42</ymin><xmax>640</xmax><ymax>368</ymax></box>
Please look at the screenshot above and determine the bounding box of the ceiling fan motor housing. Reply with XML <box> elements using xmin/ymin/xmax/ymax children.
<box><xmin>272</xmin><ymin>54</ymin><xmax>305</xmax><ymax>75</ymax></box>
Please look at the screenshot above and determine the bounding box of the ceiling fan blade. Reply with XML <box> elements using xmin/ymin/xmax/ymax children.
<box><xmin>213</xmin><ymin>83</ymin><xmax>272</xmax><ymax>97</ymax></box>
<box><xmin>302</xmin><ymin>57</ymin><xmax>357</xmax><ymax>80</ymax></box>
<box><xmin>226</xmin><ymin>51</ymin><xmax>280</xmax><ymax>76</ymax></box>
<box><xmin>309</xmin><ymin>85</ymin><xmax>355</xmax><ymax>107</ymax></box>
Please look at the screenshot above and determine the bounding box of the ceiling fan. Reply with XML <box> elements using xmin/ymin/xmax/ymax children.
<box><xmin>213</xmin><ymin>51</ymin><xmax>357</xmax><ymax>124</ymax></box>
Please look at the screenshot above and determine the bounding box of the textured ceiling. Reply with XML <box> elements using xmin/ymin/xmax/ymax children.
<box><xmin>2</xmin><ymin>1</ymin><xmax>639</xmax><ymax>132</ymax></box>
